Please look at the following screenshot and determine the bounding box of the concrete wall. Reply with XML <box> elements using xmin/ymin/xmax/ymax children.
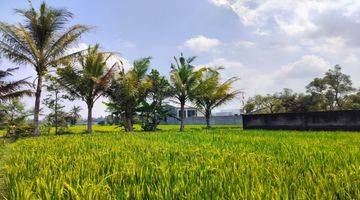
<box><xmin>163</xmin><ymin>115</ymin><xmax>242</xmax><ymax>125</ymax></box>
<box><xmin>243</xmin><ymin>110</ymin><xmax>360</xmax><ymax>131</ymax></box>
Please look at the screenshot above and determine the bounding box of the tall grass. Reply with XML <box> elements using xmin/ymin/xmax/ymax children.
<box><xmin>1</xmin><ymin>126</ymin><xmax>359</xmax><ymax>199</ymax></box>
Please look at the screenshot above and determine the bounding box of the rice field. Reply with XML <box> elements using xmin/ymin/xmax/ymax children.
<box><xmin>0</xmin><ymin>125</ymin><xmax>359</xmax><ymax>199</ymax></box>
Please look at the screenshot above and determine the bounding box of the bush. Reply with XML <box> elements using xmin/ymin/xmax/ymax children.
<box><xmin>5</xmin><ymin>123</ymin><xmax>34</xmax><ymax>138</ymax></box>
<box><xmin>98</xmin><ymin>121</ymin><xmax>106</xmax><ymax>125</ymax></box>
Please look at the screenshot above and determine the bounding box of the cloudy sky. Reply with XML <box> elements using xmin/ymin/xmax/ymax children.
<box><xmin>1</xmin><ymin>0</ymin><xmax>360</xmax><ymax>117</ymax></box>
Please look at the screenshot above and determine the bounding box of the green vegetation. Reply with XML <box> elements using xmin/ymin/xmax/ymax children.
<box><xmin>0</xmin><ymin>2</ymin><xmax>89</xmax><ymax>135</ymax></box>
<box><xmin>194</xmin><ymin>67</ymin><xmax>240</xmax><ymax>128</ymax></box>
<box><xmin>244</xmin><ymin>65</ymin><xmax>359</xmax><ymax>114</ymax></box>
<box><xmin>57</xmin><ymin>44</ymin><xmax>117</xmax><ymax>133</ymax></box>
<box><xmin>170</xmin><ymin>54</ymin><xmax>203</xmax><ymax>132</ymax></box>
<box><xmin>0</xmin><ymin>2</ymin><xmax>359</xmax><ymax>199</ymax></box>
<box><xmin>0</xmin><ymin>67</ymin><xmax>32</xmax><ymax>102</ymax></box>
<box><xmin>106</xmin><ymin>57</ymin><xmax>152</xmax><ymax>132</ymax></box>
<box><xmin>1</xmin><ymin>126</ymin><xmax>359</xmax><ymax>199</ymax></box>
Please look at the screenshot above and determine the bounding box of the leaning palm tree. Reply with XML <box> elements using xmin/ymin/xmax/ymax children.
<box><xmin>0</xmin><ymin>67</ymin><xmax>32</xmax><ymax>101</ymax></box>
<box><xmin>0</xmin><ymin>2</ymin><xmax>89</xmax><ymax>135</ymax></box>
<box><xmin>57</xmin><ymin>44</ymin><xmax>116</xmax><ymax>133</ymax></box>
<box><xmin>193</xmin><ymin>67</ymin><xmax>240</xmax><ymax>128</ymax></box>
<box><xmin>169</xmin><ymin>53</ymin><xmax>202</xmax><ymax>132</ymax></box>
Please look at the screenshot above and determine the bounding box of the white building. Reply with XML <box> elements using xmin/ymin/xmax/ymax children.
<box><xmin>171</xmin><ymin>106</ymin><xmax>202</xmax><ymax>118</ymax></box>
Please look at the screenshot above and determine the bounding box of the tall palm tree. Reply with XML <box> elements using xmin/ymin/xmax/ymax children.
<box><xmin>193</xmin><ymin>67</ymin><xmax>240</xmax><ymax>128</ymax></box>
<box><xmin>69</xmin><ymin>105</ymin><xmax>82</xmax><ymax>125</ymax></box>
<box><xmin>106</xmin><ymin>57</ymin><xmax>152</xmax><ymax>132</ymax></box>
<box><xmin>57</xmin><ymin>44</ymin><xmax>116</xmax><ymax>133</ymax></box>
<box><xmin>0</xmin><ymin>2</ymin><xmax>89</xmax><ymax>135</ymax></box>
<box><xmin>0</xmin><ymin>67</ymin><xmax>32</xmax><ymax>101</ymax></box>
<box><xmin>169</xmin><ymin>53</ymin><xmax>202</xmax><ymax>132</ymax></box>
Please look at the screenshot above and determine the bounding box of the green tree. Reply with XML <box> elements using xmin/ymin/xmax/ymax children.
<box><xmin>106</xmin><ymin>57</ymin><xmax>151</xmax><ymax>132</ymax></box>
<box><xmin>306</xmin><ymin>65</ymin><xmax>354</xmax><ymax>110</ymax></box>
<box><xmin>0</xmin><ymin>98</ymin><xmax>32</xmax><ymax>137</ymax></box>
<box><xmin>324</xmin><ymin>65</ymin><xmax>354</xmax><ymax>109</ymax></box>
<box><xmin>169</xmin><ymin>53</ymin><xmax>202</xmax><ymax>132</ymax></box>
<box><xmin>43</xmin><ymin>76</ymin><xmax>67</xmax><ymax>135</ymax></box>
<box><xmin>57</xmin><ymin>44</ymin><xmax>116</xmax><ymax>133</ymax></box>
<box><xmin>0</xmin><ymin>2</ymin><xmax>89</xmax><ymax>135</ymax></box>
<box><xmin>138</xmin><ymin>69</ymin><xmax>172</xmax><ymax>131</ymax></box>
<box><xmin>0</xmin><ymin>67</ymin><xmax>32</xmax><ymax>102</ymax></box>
<box><xmin>69</xmin><ymin>106</ymin><xmax>82</xmax><ymax>125</ymax></box>
<box><xmin>193</xmin><ymin>67</ymin><xmax>240</xmax><ymax>128</ymax></box>
<box><xmin>244</xmin><ymin>94</ymin><xmax>281</xmax><ymax>114</ymax></box>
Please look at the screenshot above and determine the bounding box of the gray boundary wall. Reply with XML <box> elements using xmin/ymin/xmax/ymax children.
<box><xmin>243</xmin><ymin>110</ymin><xmax>360</xmax><ymax>131</ymax></box>
<box><xmin>163</xmin><ymin>115</ymin><xmax>242</xmax><ymax>125</ymax></box>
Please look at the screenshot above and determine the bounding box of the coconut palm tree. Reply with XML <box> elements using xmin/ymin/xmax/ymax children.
<box><xmin>0</xmin><ymin>2</ymin><xmax>89</xmax><ymax>135</ymax></box>
<box><xmin>106</xmin><ymin>57</ymin><xmax>152</xmax><ymax>132</ymax></box>
<box><xmin>57</xmin><ymin>44</ymin><xmax>116</xmax><ymax>133</ymax></box>
<box><xmin>193</xmin><ymin>67</ymin><xmax>240</xmax><ymax>128</ymax></box>
<box><xmin>0</xmin><ymin>67</ymin><xmax>32</xmax><ymax>102</ymax></box>
<box><xmin>169</xmin><ymin>53</ymin><xmax>202</xmax><ymax>132</ymax></box>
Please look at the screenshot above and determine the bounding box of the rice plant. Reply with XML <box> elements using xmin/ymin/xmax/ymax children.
<box><xmin>1</xmin><ymin>126</ymin><xmax>359</xmax><ymax>199</ymax></box>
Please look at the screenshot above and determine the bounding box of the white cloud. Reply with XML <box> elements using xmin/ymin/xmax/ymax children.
<box><xmin>308</xmin><ymin>36</ymin><xmax>346</xmax><ymax>55</ymax></box>
<box><xmin>183</xmin><ymin>35</ymin><xmax>221</xmax><ymax>52</ymax></box>
<box><xmin>210</xmin><ymin>0</ymin><xmax>360</xmax><ymax>38</ymax></box>
<box><xmin>253</xmin><ymin>28</ymin><xmax>269</xmax><ymax>36</ymax></box>
<box><xmin>235</xmin><ymin>40</ymin><xmax>256</xmax><ymax>48</ymax></box>
<box><xmin>205</xmin><ymin>55</ymin><xmax>331</xmax><ymax>96</ymax></box>
<box><xmin>210</xmin><ymin>0</ymin><xmax>230</xmax><ymax>7</ymax></box>
<box><xmin>66</xmin><ymin>43</ymin><xmax>89</xmax><ymax>55</ymax></box>
<box><xmin>65</xmin><ymin>43</ymin><xmax>131</xmax><ymax>71</ymax></box>
<box><xmin>205</xmin><ymin>58</ymin><xmax>245</xmax><ymax>72</ymax></box>
<box><xmin>274</xmin><ymin>55</ymin><xmax>330</xmax><ymax>79</ymax></box>
<box><xmin>204</xmin><ymin>58</ymin><xmax>274</xmax><ymax>95</ymax></box>
<box><xmin>107</xmin><ymin>55</ymin><xmax>131</xmax><ymax>71</ymax></box>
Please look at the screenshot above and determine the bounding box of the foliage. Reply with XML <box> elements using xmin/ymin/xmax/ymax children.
<box><xmin>245</xmin><ymin>65</ymin><xmax>358</xmax><ymax>114</ymax></box>
<box><xmin>0</xmin><ymin>99</ymin><xmax>32</xmax><ymax>137</ymax></box>
<box><xmin>1</xmin><ymin>126</ymin><xmax>359</xmax><ymax>199</ymax></box>
<box><xmin>105</xmin><ymin>108</ymin><xmax>121</xmax><ymax>126</ymax></box>
<box><xmin>169</xmin><ymin>53</ymin><xmax>202</xmax><ymax>131</ymax></box>
<box><xmin>43</xmin><ymin>76</ymin><xmax>68</xmax><ymax>134</ymax></box>
<box><xmin>68</xmin><ymin>106</ymin><xmax>82</xmax><ymax>125</ymax></box>
<box><xmin>97</xmin><ymin>120</ymin><xmax>106</xmax><ymax>125</ymax></box>
<box><xmin>343</xmin><ymin>92</ymin><xmax>360</xmax><ymax>110</ymax></box>
<box><xmin>106</xmin><ymin>57</ymin><xmax>152</xmax><ymax>132</ymax></box>
<box><xmin>0</xmin><ymin>67</ymin><xmax>32</xmax><ymax>102</ymax></box>
<box><xmin>193</xmin><ymin>67</ymin><xmax>240</xmax><ymax>128</ymax></box>
<box><xmin>0</xmin><ymin>2</ymin><xmax>89</xmax><ymax>135</ymax></box>
<box><xmin>306</xmin><ymin>65</ymin><xmax>355</xmax><ymax>110</ymax></box>
<box><xmin>244</xmin><ymin>94</ymin><xmax>281</xmax><ymax>114</ymax></box>
<box><xmin>138</xmin><ymin>69</ymin><xmax>173</xmax><ymax>131</ymax></box>
<box><xmin>57</xmin><ymin>44</ymin><xmax>116</xmax><ymax>133</ymax></box>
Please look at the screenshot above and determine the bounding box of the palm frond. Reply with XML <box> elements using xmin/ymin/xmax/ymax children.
<box><xmin>0</xmin><ymin>68</ymin><xmax>33</xmax><ymax>101</ymax></box>
<box><xmin>45</xmin><ymin>24</ymin><xmax>90</xmax><ymax>60</ymax></box>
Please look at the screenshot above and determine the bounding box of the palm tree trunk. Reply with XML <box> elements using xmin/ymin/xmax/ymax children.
<box><xmin>33</xmin><ymin>75</ymin><xmax>43</xmax><ymax>136</ymax></box>
<box><xmin>179</xmin><ymin>101</ymin><xmax>185</xmax><ymax>132</ymax></box>
<box><xmin>87</xmin><ymin>104</ymin><xmax>93</xmax><ymax>133</ymax></box>
<box><xmin>205</xmin><ymin>109</ymin><xmax>211</xmax><ymax>129</ymax></box>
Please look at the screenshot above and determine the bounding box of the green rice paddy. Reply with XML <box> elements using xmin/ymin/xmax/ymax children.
<box><xmin>0</xmin><ymin>125</ymin><xmax>359</xmax><ymax>199</ymax></box>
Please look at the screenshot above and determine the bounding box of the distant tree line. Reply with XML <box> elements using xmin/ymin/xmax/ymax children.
<box><xmin>0</xmin><ymin>2</ymin><xmax>240</xmax><ymax>136</ymax></box>
<box><xmin>244</xmin><ymin>65</ymin><xmax>359</xmax><ymax>114</ymax></box>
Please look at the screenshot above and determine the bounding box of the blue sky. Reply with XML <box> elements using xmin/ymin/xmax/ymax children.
<box><xmin>1</xmin><ymin>0</ymin><xmax>360</xmax><ymax>117</ymax></box>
